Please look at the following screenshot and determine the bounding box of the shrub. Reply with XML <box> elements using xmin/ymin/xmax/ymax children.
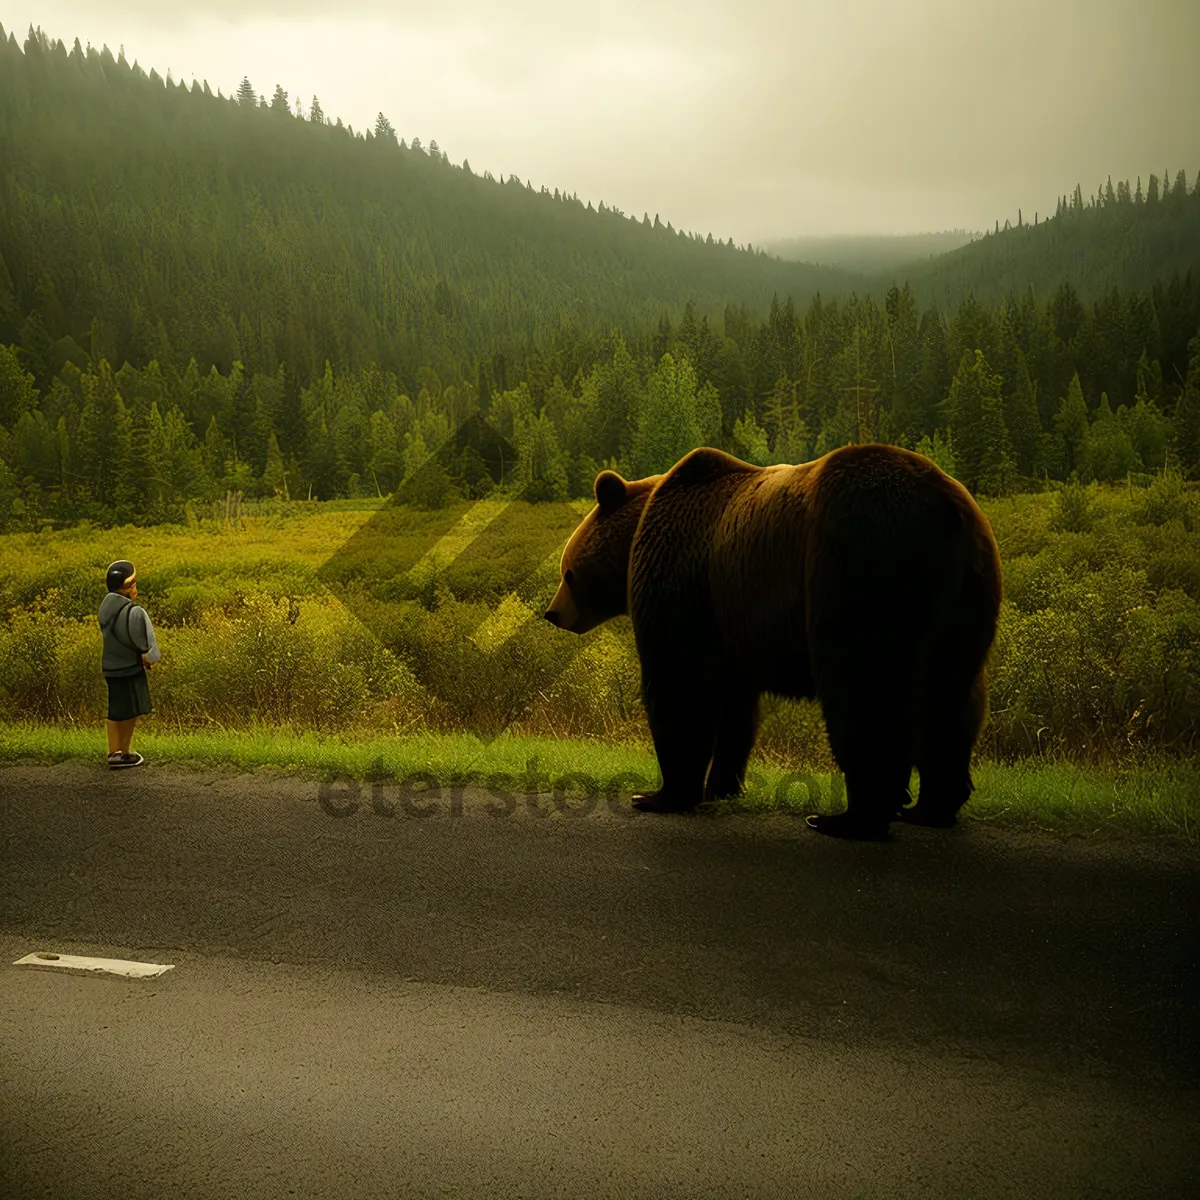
<box><xmin>2</xmin><ymin>491</ymin><xmax>1198</xmax><ymax>767</ymax></box>
<box><xmin>1134</xmin><ymin>469</ymin><xmax>1195</xmax><ymax>530</ymax></box>
<box><xmin>1048</xmin><ymin>480</ymin><xmax>1094</xmax><ymax>533</ymax></box>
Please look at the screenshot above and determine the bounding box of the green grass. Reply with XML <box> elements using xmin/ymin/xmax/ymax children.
<box><xmin>1</xmin><ymin>723</ymin><xmax>1195</xmax><ymax>843</ymax></box>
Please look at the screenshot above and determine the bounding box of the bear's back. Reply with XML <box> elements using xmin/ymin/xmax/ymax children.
<box><xmin>637</xmin><ymin>444</ymin><xmax>992</xmax><ymax>685</ymax></box>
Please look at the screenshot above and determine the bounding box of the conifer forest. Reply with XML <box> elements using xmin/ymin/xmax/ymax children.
<box><xmin>1</xmin><ymin>25</ymin><xmax>1199</xmax><ymax>526</ymax></box>
<box><xmin>1</xmin><ymin>23</ymin><xmax>1199</xmax><ymax>766</ymax></box>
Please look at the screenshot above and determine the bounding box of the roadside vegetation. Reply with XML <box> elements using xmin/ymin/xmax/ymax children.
<box><xmin>2</xmin><ymin>27</ymin><xmax>1198</xmax><ymax>841</ymax></box>
<box><xmin>0</xmin><ymin>476</ymin><xmax>1197</xmax><ymax>840</ymax></box>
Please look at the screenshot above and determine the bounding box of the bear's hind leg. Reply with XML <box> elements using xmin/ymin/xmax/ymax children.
<box><xmin>705</xmin><ymin>691</ymin><xmax>760</xmax><ymax>801</ymax></box>
<box><xmin>903</xmin><ymin>555</ymin><xmax>998</xmax><ymax>828</ymax></box>
<box><xmin>904</xmin><ymin>666</ymin><xmax>987</xmax><ymax>828</ymax></box>
<box><xmin>632</xmin><ymin>682</ymin><xmax>717</xmax><ymax>814</ymax></box>
<box><xmin>806</xmin><ymin>758</ymin><xmax>911</xmax><ymax>840</ymax></box>
<box><xmin>807</xmin><ymin>664</ymin><xmax>917</xmax><ymax>840</ymax></box>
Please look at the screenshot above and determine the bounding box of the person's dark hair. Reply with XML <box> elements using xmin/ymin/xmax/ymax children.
<box><xmin>106</xmin><ymin>560</ymin><xmax>136</xmax><ymax>593</ymax></box>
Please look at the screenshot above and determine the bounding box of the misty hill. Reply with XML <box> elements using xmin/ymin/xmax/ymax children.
<box><xmin>2</xmin><ymin>24</ymin><xmax>1198</xmax><ymax>395</ymax></box>
<box><xmin>0</xmin><ymin>27</ymin><xmax>859</xmax><ymax>385</ymax></box>
<box><xmin>764</xmin><ymin>231</ymin><xmax>978</xmax><ymax>275</ymax></box>
<box><xmin>768</xmin><ymin>194</ymin><xmax>1200</xmax><ymax>313</ymax></box>
<box><xmin>874</xmin><ymin>182</ymin><xmax>1200</xmax><ymax>309</ymax></box>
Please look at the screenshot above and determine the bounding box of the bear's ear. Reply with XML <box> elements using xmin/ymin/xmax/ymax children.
<box><xmin>594</xmin><ymin>470</ymin><xmax>628</xmax><ymax>514</ymax></box>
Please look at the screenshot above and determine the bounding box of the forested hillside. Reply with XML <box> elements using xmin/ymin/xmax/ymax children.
<box><xmin>887</xmin><ymin>178</ymin><xmax>1200</xmax><ymax>308</ymax></box>
<box><xmin>0</xmin><ymin>25</ymin><xmax>854</xmax><ymax>387</ymax></box>
<box><xmin>1</xmin><ymin>24</ymin><xmax>1199</xmax><ymax>531</ymax></box>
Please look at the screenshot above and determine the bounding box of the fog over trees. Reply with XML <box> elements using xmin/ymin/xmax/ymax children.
<box><xmin>1</xmin><ymin>25</ymin><xmax>1199</xmax><ymax>527</ymax></box>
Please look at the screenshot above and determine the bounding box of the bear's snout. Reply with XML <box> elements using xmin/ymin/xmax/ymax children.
<box><xmin>545</xmin><ymin>578</ymin><xmax>580</xmax><ymax>632</ymax></box>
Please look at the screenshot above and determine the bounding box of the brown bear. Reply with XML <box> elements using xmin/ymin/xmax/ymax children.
<box><xmin>544</xmin><ymin>444</ymin><xmax>1002</xmax><ymax>839</ymax></box>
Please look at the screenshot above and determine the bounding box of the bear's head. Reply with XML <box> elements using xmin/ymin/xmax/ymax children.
<box><xmin>544</xmin><ymin>469</ymin><xmax>658</xmax><ymax>635</ymax></box>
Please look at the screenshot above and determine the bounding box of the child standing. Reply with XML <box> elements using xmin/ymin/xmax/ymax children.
<box><xmin>98</xmin><ymin>559</ymin><xmax>161</xmax><ymax>769</ymax></box>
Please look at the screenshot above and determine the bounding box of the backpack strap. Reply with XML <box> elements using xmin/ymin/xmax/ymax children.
<box><xmin>108</xmin><ymin>599</ymin><xmax>140</xmax><ymax>652</ymax></box>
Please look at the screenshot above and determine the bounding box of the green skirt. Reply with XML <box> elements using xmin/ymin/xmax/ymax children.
<box><xmin>106</xmin><ymin>670</ymin><xmax>152</xmax><ymax>721</ymax></box>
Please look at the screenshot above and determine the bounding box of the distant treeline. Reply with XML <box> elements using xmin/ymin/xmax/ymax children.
<box><xmin>1</xmin><ymin>24</ymin><xmax>1200</xmax><ymax>528</ymax></box>
<box><xmin>893</xmin><ymin>172</ymin><xmax>1200</xmax><ymax>308</ymax></box>
<box><xmin>2</xmin><ymin>276</ymin><xmax>1199</xmax><ymax>528</ymax></box>
<box><xmin>765</xmin><ymin>232</ymin><xmax>978</xmax><ymax>274</ymax></box>
<box><xmin>0</xmin><ymin>24</ymin><xmax>851</xmax><ymax>390</ymax></box>
<box><xmin>2</xmin><ymin>22</ymin><xmax>1199</xmax><ymax>392</ymax></box>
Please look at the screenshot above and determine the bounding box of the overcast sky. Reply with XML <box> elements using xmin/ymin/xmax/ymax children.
<box><xmin>4</xmin><ymin>1</ymin><xmax>1198</xmax><ymax>241</ymax></box>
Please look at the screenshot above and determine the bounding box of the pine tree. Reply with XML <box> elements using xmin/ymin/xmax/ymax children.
<box><xmin>1078</xmin><ymin>392</ymin><xmax>1140</xmax><ymax>482</ymax></box>
<box><xmin>53</xmin><ymin>415</ymin><xmax>70</xmax><ymax>490</ymax></box>
<box><xmin>74</xmin><ymin>361</ymin><xmax>122</xmax><ymax>507</ymax></box>
<box><xmin>977</xmin><ymin>381</ymin><xmax>1015</xmax><ymax>495</ymax></box>
<box><xmin>914</xmin><ymin>429</ymin><xmax>957</xmax><ymax>478</ymax></box>
<box><xmin>487</xmin><ymin>384</ymin><xmax>535</xmax><ymax>446</ymax></box>
<box><xmin>1053</xmin><ymin>372</ymin><xmax>1090</xmax><ymax>474</ymax></box>
<box><xmin>0</xmin><ymin>344</ymin><xmax>38</xmax><ymax>426</ymax></box>
<box><xmin>264</xmin><ymin>430</ymin><xmax>289</xmax><ymax>498</ymax></box>
<box><xmin>1172</xmin><ymin>335</ymin><xmax>1200</xmax><ymax>478</ymax></box>
<box><xmin>1135</xmin><ymin>348</ymin><xmax>1163</xmax><ymax>403</ymax></box>
<box><xmin>630</xmin><ymin>353</ymin><xmax>702</xmax><ymax>477</ymax></box>
<box><xmin>202</xmin><ymin>414</ymin><xmax>226</xmax><ymax>491</ymax></box>
<box><xmin>309</xmin><ymin>95</ymin><xmax>324</xmax><ymax>124</ymax></box>
<box><xmin>0</xmin><ymin>455</ymin><xmax>22</xmax><ymax>531</ymax></box>
<box><xmin>731</xmin><ymin>410</ymin><xmax>770</xmax><ymax>465</ymax></box>
<box><xmin>236</xmin><ymin>76</ymin><xmax>256</xmax><ymax>107</ymax></box>
<box><xmin>1125</xmin><ymin>391</ymin><xmax>1169</xmax><ymax>470</ymax></box>
<box><xmin>695</xmin><ymin>381</ymin><xmax>723</xmax><ymax>447</ymax></box>
<box><xmin>401</xmin><ymin>428</ymin><xmax>429</xmax><ymax>481</ymax></box>
<box><xmin>276</xmin><ymin>363</ymin><xmax>305</xmax><ymax>457</ymax></box>
<box><xmin>1004</xmin><ymin>351</ymin><xmax>1042</xmax><ymax>475</ymax></box>
<box><xmin>10</xmin><ymin>409</ymin><xmax>56</xmax><ymax>486</ymax></box>
<box><xmin>270</xmin><ymin>84</ymin><xmax>289</xmax><ymax>114</ymax></box>
<box><xmin>915</xmin><ymin>310</ymin><xmax>950</xmax><ymax>435</ymax></box>
<box><xmin>111</xmin><ymin>395</ymin><xmax>137</xmax><ymax>516</ymax></box>
<box><xmin>940</xmin><ymin>349</ymin><xmax>1005</xmax><ymax>493</ymax></box>
<box><xmin>764</xmin><ymin>375</ymin><xmax>794</xmax><ymax>445</ymax></box>
<box><xmin>566</xmin><ymin>453</ymin><xmax>599</xmax><ymax>500</ymax></box>
<box><xmin>398</xmin><ymin>427</ymin><xmax>453</xmax><ymax>508</ymax></box>
<box><xmin>455</xmin><ymin>442</ymin><xmax>493</xmax><ymax>499</ymax></box>
<box><xmin>143</xmin><ymin>401</ymin><xmax>170</xmax><ymax>510</ymax></box>
<box><xmin>161</xmin><ymin>405</ymin><xmax>201</xmax><ymax>500</ymax></box>
<box><xmin>366</xmin><ymin>410</ymin><xmax>401</xmax><ymax>494</ymax></box>
<box><xmin>374</xmin><ymin>112</ymin><xmax>397</xmax><ymax>143</ymax></box>
<box><xmin>1048</xmin><ymin>282</ymin><xmax>1085</xmax><ymax>347</ymax></box>
<box><xmin>514</xmin><ymin>412</ymin><xmax>569</xmax><ymax>502</ymax></box>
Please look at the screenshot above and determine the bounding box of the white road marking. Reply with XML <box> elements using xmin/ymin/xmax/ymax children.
<box><xmin>13</xmin><ymin>952</ymin><xmax>174</xmax><ymax>979</ymax></box>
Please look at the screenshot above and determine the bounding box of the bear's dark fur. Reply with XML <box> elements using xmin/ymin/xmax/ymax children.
<box><xmin>544</xmin><ymin>445</ymin><xmax>1002</xmax><ymax>839</ymax></box>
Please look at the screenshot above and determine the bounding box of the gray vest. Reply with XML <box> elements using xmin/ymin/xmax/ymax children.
<box><xmin>99</xmin><ymin>594</ymin><xmax>144</xmax><ymax>678</ymax></box>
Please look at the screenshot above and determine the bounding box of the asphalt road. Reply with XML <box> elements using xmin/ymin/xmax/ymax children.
<box><xmin>1</xmin><ymin>763</ymin><xmax>1197</xmax><ymax>1198</ymax></box>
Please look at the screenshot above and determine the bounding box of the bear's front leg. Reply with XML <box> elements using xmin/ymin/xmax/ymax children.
<box><xmin>704</xmin><ymin>691</ymin><xmax>760</xmax><ymax>802</ymax></box>
<box><xmin>631</xmin><ymin>678</ymin><xmax>717</xmax><ymax>814</ymax></box>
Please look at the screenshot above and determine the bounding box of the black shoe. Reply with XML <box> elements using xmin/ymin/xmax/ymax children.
<box><xmin>108</xmin><ymin>752</ymin><xmax>144</xmax><ymax>770</ymax></box>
